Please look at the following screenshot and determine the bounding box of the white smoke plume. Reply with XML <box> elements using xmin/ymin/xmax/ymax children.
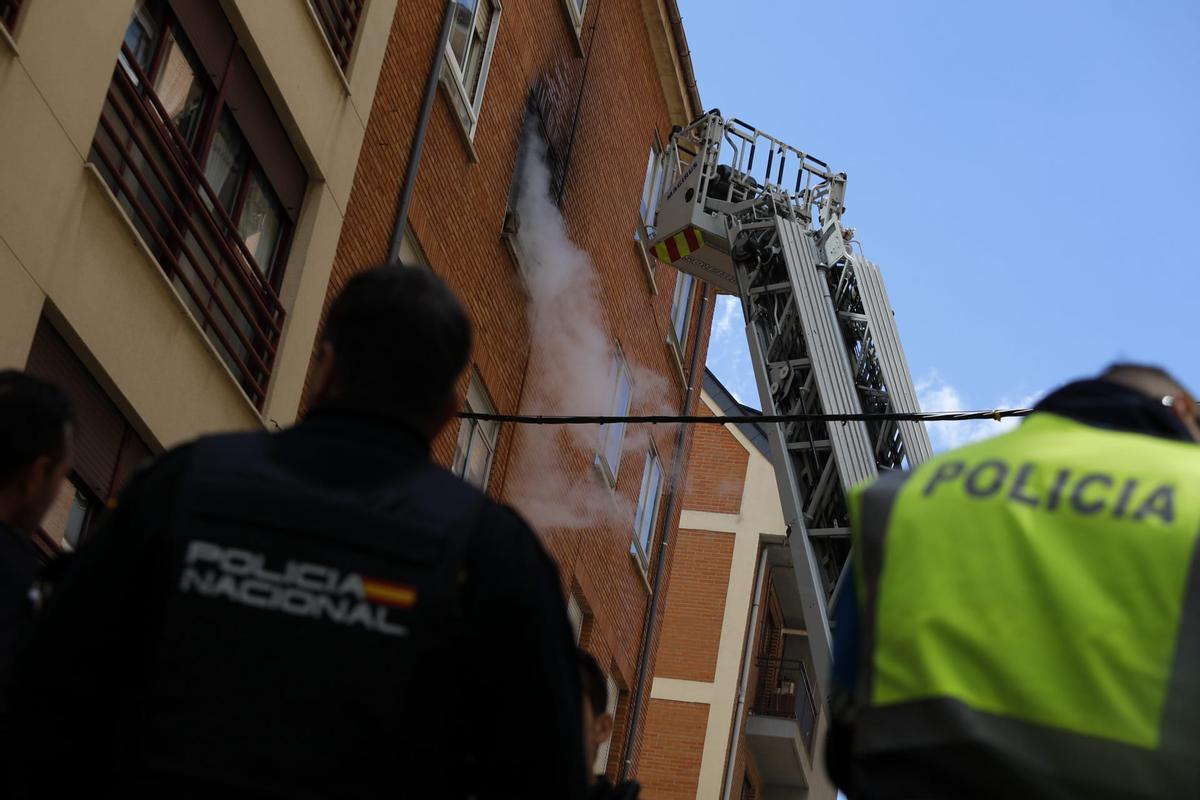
<box><xmin>504</xmin><ymin>128</ymin><xmax>675</xmax><ymax>532</ymax></box>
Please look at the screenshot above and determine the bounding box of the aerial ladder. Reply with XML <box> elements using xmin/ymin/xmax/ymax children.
<box><xmin>650</xmin><ymin>111</ymin><xmax>933</xmax><ymax>697</ymax></box>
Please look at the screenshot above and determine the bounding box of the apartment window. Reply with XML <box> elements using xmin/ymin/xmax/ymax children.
<box><xmin>630</xmin><ymin>448</ymin><xmax>663</xmax><ymax>567</ymax></box>
<box><xmin>592</xmin><ymin>672</ymin><xmax>619</xmax><ymax>775</ymax></box>
<box><xmin>25</xmin><ymin>319</ymin><xmax>153</xmax><ymax>554</ymax></box>
<box><xmin>1</xmin><ymin>0</ymin><xmax>23</xmax><ymax>34</ymax></box>
<box><xmin>563</xmin><ymin>0</ymin><xmax>587</xmax><ymax>36</ymax></box>
<box><xmin>670</xmin><ymin>270</ymin><xmax>696</xmax><ymax>346</ymax></box>
<box><xmin>636</xmin><ymin>143</ymin><xmax>666</xmax><ymax>241</ymax></box>
<box><xmin>442</xmin><ymin>0</ymin><xmax>502</xmax><ymax>139</ymax></box>
<box><xmin>91</xmin><ymin>0</ymin><xmax>307</xmax><ymax>408</ymax></box>
<box><xmin>42</xmin><ymin>478</ymin><xmax>95</xmax><ymax>552</ymax></box>
<box><xmin>308</xmin><ymin>0</ymin><xmax>365</xmax><ymax>71</ymax></box>
<box><xmin>453</xmin><ymin>373</ymin><xmax>500</xmax><ymax>490</ymax></box>
<box><xmin>597</xmin><ymin>352</ymin><xmax>632</xmax><ymax>485</ymax></box>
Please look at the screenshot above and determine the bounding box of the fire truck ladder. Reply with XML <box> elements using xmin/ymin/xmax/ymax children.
<box><xmin>651</xmin><ymin>112</ymin><xmax>933</xmax><ymax>696</ymax></box>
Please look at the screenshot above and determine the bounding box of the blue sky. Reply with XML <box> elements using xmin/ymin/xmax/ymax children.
<box><xmin>682</xmin><ymin>0</ymin><xmax>1200</xmax><ymax>449</ymax></box>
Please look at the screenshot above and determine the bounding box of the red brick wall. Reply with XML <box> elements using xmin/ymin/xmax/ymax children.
<box><xmin>306</xmin><ymin>0</ymin><xmax>717</xmax><ymax>777</ymax></box>
<box><xmin>682</xmin><ymin>403</ymin><xmax>749</xmax><ymax>514</ymax></box>
<box><xmin>655</xmin><ymin>529</ymin><xmax>734</xmax><ymax>682</ymax></box>
<box><xmin>637</xmin><ymin>698</ymin><xmax>709</xmax><ymax>799</ymax></box>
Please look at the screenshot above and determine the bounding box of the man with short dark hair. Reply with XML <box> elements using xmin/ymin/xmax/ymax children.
<box><xmin>10</xmin><ymin>266</ymin><xmax>587</xmax><ymax>799</ymax></box>
<box><xmin>578</xmin><ymin>648</ymin><xmax>639</xmax><ymax>800</ymax></box>
<box><xmin>0</xmin><ymin>371</ymin><xmax>72</xmax><ymax>680</ymax></box>
<box><xmin>827</xmin><ymin>362</ymin><xmax>1200</xmax><ymax>799</ymax></box>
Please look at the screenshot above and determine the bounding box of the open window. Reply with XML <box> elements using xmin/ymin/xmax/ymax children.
<box><xmin>596</xmin><ymin>350</ymin><xmax>632</xmax><ymax>486</ymax></box>
<box><xmin>441</xmin><ymin>0</ymin><xmax>502</xmax><ymax>141</ymax></box>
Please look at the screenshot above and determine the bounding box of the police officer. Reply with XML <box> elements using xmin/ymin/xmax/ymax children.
<box><xmin>0</xmin><ymin>372</ymin><xmax>72</xmax><ymax>685</ymax></box>
<box><xmin>8</xmin><ymin>265</ymin><xmax>588</xmax><ymax>799</ymax></box>
<box><xmin>826</xmin><ymin>363</ymin><xmax>1200</xmax><ymax>799</ymax></box>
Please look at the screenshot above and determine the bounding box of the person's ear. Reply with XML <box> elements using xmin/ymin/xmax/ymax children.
<box><xmin>18</xmin><ymin>455</ymin><xmax>54</xmax><ymax>502</ymax></box>
<box><xmin>1168</xmin><ymin>392</ymin><xmax>1200</xmax><ymax>443</ymax></box>
<box><xmin>309</xmin><ymin>341</ymin><xmax>338</xmax><ymax>409</ymax></box>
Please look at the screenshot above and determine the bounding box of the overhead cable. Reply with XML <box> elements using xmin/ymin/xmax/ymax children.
<box><xmin>458</xmin><ymin>408</ymin><xmax>1034</xmax><ymax>425</ymax></box>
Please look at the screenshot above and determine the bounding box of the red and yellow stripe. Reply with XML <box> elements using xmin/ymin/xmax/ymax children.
<box><xmin>362</xmin><ymin>578</ymin><xmax>418</xmax><ymax>608</ymax></box>
<box><xmin>653</xmin><ymin>226</ymin><xmax>704</xmax><ymax>264</ymax></box>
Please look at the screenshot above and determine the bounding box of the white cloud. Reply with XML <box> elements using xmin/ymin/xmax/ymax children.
<box><xmin>916</xmin><ymin>369</ymin><xmax>1040</xmax><ymax>453</ymax></box>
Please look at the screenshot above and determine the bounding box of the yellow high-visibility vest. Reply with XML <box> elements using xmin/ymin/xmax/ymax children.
<box><xmin>848</xmin><ymin>412</ymin><xmax>1200</xmax><ymax>798</ymax></box>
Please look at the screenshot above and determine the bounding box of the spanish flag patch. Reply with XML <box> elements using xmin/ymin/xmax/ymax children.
<box><xmin>361</xmin><ymin>578</ymin><xmax>418</xmax><ymax>608</ymax></box>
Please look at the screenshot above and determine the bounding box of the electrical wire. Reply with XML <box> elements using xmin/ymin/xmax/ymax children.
<box><xmin>457</xmin><ymin>408</ymin><xmax>1034</xmax><ymax>425</ymax></box>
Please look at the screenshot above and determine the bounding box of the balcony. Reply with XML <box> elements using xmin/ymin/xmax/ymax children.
<box><xmin>89</xmin><ymin>45</ymin><xmax>286</xmax><ymax>408</ymax></box>
<box><xmin>745</xmin><ymin>656</ymin><xmax>819</xmax><ymax>794</ymax></box>
<box><xmin>309</xmin><ymin>0</ymin><xmax>364</xmax><ymax>70</ymax></box>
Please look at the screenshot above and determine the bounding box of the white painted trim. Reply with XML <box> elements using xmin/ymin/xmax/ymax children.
<box><xmin>679</xmin><ymin>509</ymin><xmax>739</xmax><ymax>533</ymax></box>
<box><xmin>651</xmin><ymin>677</ymin><xmax>714</xmax><ymax>705</ymax></box>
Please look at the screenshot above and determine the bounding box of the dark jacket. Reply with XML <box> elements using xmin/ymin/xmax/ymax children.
<box><xmin>8</xmin><ymin>409</ymin><xmax>587</xmax><ymax>799</ymax></box>
<box><xmin>0</xmin><ymin>523</ymin><xmax>38</xmax><ymax>692</ymax></box>
<box><xmin>825</xmin><ymin>378</ymin><xmax>1197</xmax><ymax>798</ymax></box>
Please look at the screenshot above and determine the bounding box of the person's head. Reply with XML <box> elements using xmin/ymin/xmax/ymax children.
<box><xmin>310</xmin><ymin>265</ymin><xmax>473</xmax><ymax>439</ymax></box>
<box><xmin>1100</xmin><ymin>363</ymin><xmax>1200</xmax><ymax>442</ymax></box>
<box><xmin>578</xmin><ymin>648</ymin><xmax>614</xmax><ymax>782</ymax></box>
<box><xmin>0</xmin><ymin>371</ymin><xmax>73</xmax><ymax>535</ymax></box>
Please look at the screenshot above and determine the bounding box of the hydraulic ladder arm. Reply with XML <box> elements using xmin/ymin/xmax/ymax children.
<box><xmin>650</xmin><ymin>111</ymin><xmax>933</xmax><ymax>697</ymax></box>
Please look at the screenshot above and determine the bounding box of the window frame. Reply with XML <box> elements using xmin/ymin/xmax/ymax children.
<box><xmin>635</xmin><ymin>141</ymin><xmax>665</xmax><ymax>243</ymax></box>
<box><xmin>670</xmin><ymin>269</ymin><xmax>696</xmax><ymax>349</ymax></box>
<box><xmin>441</xmin><ymin>0</ymin><xmax>503</xmax><ymax>141</ymax></box>
<box><xmin>596</xmin><ymin>349</ymin><xmax>632</xmax><ymax>486</ymax></box>
<box><xmin>119</xmin><ymin>3</ymin><xmax>296</xmax><ymax>290</ymax></box>
<box><xmin>452</xmin><ymin>371</ymin><xmax>500</xmax><ymax>490</ymax></box>
<box><xmin>592</xmin><ymin>671</ymin><xmax>619</xmax><ymax>775</ymax></box>
<box><xmin>630</xmin><ymin>446</ymin><xmax>664</xmax><ymax>568</ymax></box>
<box><xmin>562</xmin><ymin>0</ymin><xmax>587</xmax><ymax>38</ymax></box>
<box><xmin>306</xmin><ymin>0</ymin><xmax>365</xmax><ymax>73</ymax></box>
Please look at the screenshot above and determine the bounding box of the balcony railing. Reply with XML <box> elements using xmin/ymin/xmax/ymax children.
<box><xmin>751</xmin><ymin>656</ymin><xmax>818</xmax><ymax>750</ymax></box>
<box><xmin>89</xmin><ymin>45</ymin><xmax>286</xmax><ymax>408</ymax></box>
<box><xmin>309</xmin><ymin>0</ymin><xmax>364</xmax><ymax>70</ymax></box>
<box><xmin>1</xmin><ymin>0</ymin><xmax>23</xmax><ymax>32</ymax></box>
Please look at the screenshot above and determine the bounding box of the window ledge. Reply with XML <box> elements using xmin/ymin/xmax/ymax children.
<box><xmin>301</xmin><ymin>1</ymin><xmax>354</xmax><ymax>95</ymax></box>
<box><xmin>664</xmin><ymin>334</ymin><xmax>687</xmax><ymax>391</ymax></box>
<box><xmin>0</xmin><ymin>23</ymin><xmax>18</xmax><ymax>57</ymax></box>
<box><xmin>83</xmin><ymin>163</ymin><xmax>266</xmax><ymax>425</ymax></box>
<box><xmin>439</xmin><ymin>73</ymin><xmax>481</xmax><ymax>164</ymax></box>
<box><xmin>630</xmin><ymin>549</ymin><xmax>652</xmax><ymax>592</ymax></box>
<box><xmin>633</xmin><ymin>232</ymin><xmax>659</xmax><ymax>295</ymax></box>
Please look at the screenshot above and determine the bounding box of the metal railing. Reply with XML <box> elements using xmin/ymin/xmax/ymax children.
<box><xmin>309</xmin><ymin>0</ymin><xmax>365</xmax><ymax>70</ymax></box>
<box><xmin>751</xmin><ymin>656</ymin><xmax>818</xmax><ymax>750</ymax></box>
<box><xmin>89</xmin><ymin>45</ymin><xmax>286</xmax><ymax>408</ymax></box>
<box><xmin>1</xmin><ymin>0</ymin><xmax>22</xmax><ymax>32</ymax></box>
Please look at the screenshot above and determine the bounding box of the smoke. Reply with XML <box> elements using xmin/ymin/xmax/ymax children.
<box><xmin>504</xmin><ymin>128</ymin><xmax>675</xmax><ymax>533</ymax></box>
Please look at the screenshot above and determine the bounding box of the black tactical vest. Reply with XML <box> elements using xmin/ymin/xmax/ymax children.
<box><xmin>125</xmin><ymin>431</ymin><xmax>484</xmax><ymax>797</ymax></box>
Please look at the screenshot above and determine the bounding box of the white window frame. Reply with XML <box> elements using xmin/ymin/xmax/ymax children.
<box><xmin>636</xmin><ymin>142</ymin><xmax>665</xmax><ymax>242</ymax></box>
<box><xmin>596</xmin><ymin>350</ymin><xmax>632</xmax><ymax>486</ymax></box>
<box><xmin>452</xmin><ymin>372</ymin><xmax>500</xmax><ymax>490</ymax></box>
<box><xmin>669</xmin><ymin>270</ymin><xmax>696</xmax><ymax>349</ymax></box>
<box><xmin>441</xmin><ymin>0</ymin><xmax>503</xmax><ymax>141</ymax></box>
<box><xmin>630</xmin><ymin>447</ymin><xmax>664</xmax><ymax>568</ymax></box>
<box><xmin>567</xmin><ymin>592</ymin><xmax>584</xmax><ymax>644</ymax></box>
<box><xmin>563</xmin><ymin>0</ymin><xmax>588</xmax><ymax>37</ymax></box>
<box><xmin>592</xmin><ymin>672</ymin><xmax>619</xmax><ymax>775</ymax></box>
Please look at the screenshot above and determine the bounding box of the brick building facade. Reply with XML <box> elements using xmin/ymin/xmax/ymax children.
<box><xmin>308</xmin><ymin>0</ymin><xmax>716</xmax><ymax>784</ymax></box>
<box><xmin>638</xmin><ymin>371</ymin><xmax>837</xmax><ymax>800</ymax></box>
